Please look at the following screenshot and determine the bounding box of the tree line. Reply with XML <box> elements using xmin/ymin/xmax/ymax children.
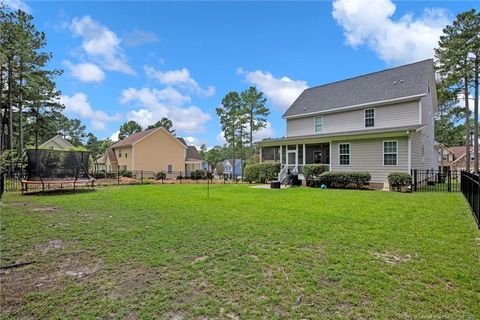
<box><xmin>435</xmin><ymin>9</ymin><xmax>480</xmax><ymax>173</ymax></box>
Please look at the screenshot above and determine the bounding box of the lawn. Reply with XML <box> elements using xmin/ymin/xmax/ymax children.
<box><xmin>1</xmin><ymin>184</ymin><xmax>479</xmax><ymax>319</ymax></box>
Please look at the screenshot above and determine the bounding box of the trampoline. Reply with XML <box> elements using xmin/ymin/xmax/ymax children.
<box><xmin>21</xmin><ymin>149</ymin><xmax>95</xmax><ymax>194</ymax></box>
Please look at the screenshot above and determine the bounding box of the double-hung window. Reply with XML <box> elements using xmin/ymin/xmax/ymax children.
<box><xmin>383</xmin><ymin>141</ymin><xmax>398</xmax><ymax>165</ymax></box>
<box><xmin>339</xmin><ymin>143</ymin><xmax>350</xmax><ymax>165</ymax></box>
<box><xmin>365</xmin><ymin>109</ymin><xmax>375</xmax><ymax>128</ymax></box>
<box><xmin>315</xmin><ymin>116</ymin><xmax>323</xmax><ymax>133</ymax></box>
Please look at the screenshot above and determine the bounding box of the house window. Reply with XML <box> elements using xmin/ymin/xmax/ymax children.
<box><xmin>442</xmin><ymin>154</ymin><xmax>448</xmax><ymax>161</ymax></box>
<box><xmin>315</xmin><ymin>116</ymin><xmax>323</xmax><ymax>133</ymax></box>
<box><xmin>125</xmin><ymin>152</ymin><xmax>127</xmax><ymax>158</ymax></box>
<box><xmin>339</xmin><ymin>143</ymin><xmax>350</xmax><ymax>165</ymax></box>
<box><xmin>365</xmin><ymin>109</ymin><xmax>375</xmax><ymax>128</ymax></box>
<box><xmin>384</xmin><ymin>141</ymin><xmax>398</xmax><ymax>166</ymax></box>
<box><xmin>121</xmin><ymin>165</ymin><xmax>127</xmax><ymax>171</ymax></box>
<box><xmin>422</xmin><ymin>145</ymin><xmax>425</xmax><ymax>163</ymax></box>
<box><xmin>167</xmin><ymin>164</ymin><xmax>173</xmax><ymax>173</ymax></box>
<box><xmin>118</xmin><ymin>150</ymin><xmax>122</xmax><ymax>157</ymax></box>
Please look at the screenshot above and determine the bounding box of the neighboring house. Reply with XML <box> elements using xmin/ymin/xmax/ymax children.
<box><xmin>222</xmin><ymin>159</ymin><xmax>244</xmax><ymax>179</ymax></box>
<box><xmin>96</xmin><ymin>154</ymin><xmax>106</xmax><ymax>172</ymax></box>
<box><xmin>39</xmin><ymin>135</ymin><xmax>74</xmax><ymax>150</ymax></box>
<box><xmin>257</xmin><ymin>59</ymin><xmax>437</xmax><ymax>187</ymax></box>
<box><xmin>103</xmin><ymin>127</ymin><xmax>203</xmax><ymax>176</ymax></box>
<box><xmin>444</xmin><ymin>146</ymin><xmax>480</xmax><ymax>171</ymax></box>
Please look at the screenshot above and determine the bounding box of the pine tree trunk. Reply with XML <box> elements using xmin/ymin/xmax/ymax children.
<box><xmin>474</xmin><ymin>57</ymin><xmax>479</xmax><ymax>174</ymax></box>
<box><xmin>250</xmin><ymin>113</ymin><xmax>254</xmax><ymax>158</ymax></box>
<box><xmin>7</xmin><ymin>57</ymin><xmax>14</xmax><ymax>177</ymax></box>
<box><xmin>18</xmin><ymin>60</ymin><xmax>24</xmax><ymax>158</ymax></box>
<box><xmin>465</xmin><ymin>76</ymin><xmax>471</xmax><ymax>172</ymax></box>
<box><xmin>232</xmin><ymin>131</ymin><xmax>236</xmax><ymax>183</ymax></box>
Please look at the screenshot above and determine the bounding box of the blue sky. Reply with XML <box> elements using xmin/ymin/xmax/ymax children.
<box><xmin>7</xmin><ymin>0</ymin><xmax>480</xmax><ymax>148</ymax></box>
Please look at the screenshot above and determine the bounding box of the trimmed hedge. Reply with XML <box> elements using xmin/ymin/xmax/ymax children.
<box><xmin>121</xmin><ymin>170</ymin><xmax>133</xmax><ymax>178</ymax></box>
<box><xmin>94</xmin><ymin>171</ymin><xmax>105</xmax><ymax>179</ymax></box>
<box><xmin>303</xmin><ymin>164</ymin><xmax>329</xmax><ymax>180</ymax></box>
<box><xmin>191</xmin><ymin>169</ymin><xmax>207</xmax><ymax>180</ymax></box>
<box><xmin>317</xmin><ymin>171</ymin><xmax>371</xmax><ymax>189</ymax></box>
<box><xmin>388</xmin><ymin>172</ymin><xmax>412</xmax><ymax>192</ymax></box>
<box><xmin>244</xmin><ymin>163</ymin><xmax>281</xmax><ymax>183</ymax></box>
<box><xmin>155</xmin><ymin>171</ymin><xmax>166</xmax><ymax>180</ymax></box>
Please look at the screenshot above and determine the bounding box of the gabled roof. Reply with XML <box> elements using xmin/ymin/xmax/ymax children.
<box><xmin>39</xmin><ymin>135</ymin><xmax>74</xmax><ymax>150</ymax></box>
<box><xmin>111</xmin><ymin>127</ymin><xmax>186</xmax><ymax>149</ymax></box>
<box><xmin>224</xmin><ymin>159</ymin><xmax>243</xmax><ymax>165</ymax></box>
<box><xmin>107</xmin><ymin>148</ymin><xmax>117</xmax><ymax>162</ymax></box>
<box><xmin>186</xmin><ymin>146</ymin><xmax>202</xmax><ymax>161</ymax></box>
<box><xmin>450</xmin><ymin>146</ymin><xmax>480</xmax><ymax>164</ymax></box>
<box><xmin>283</xmin><ymin>59</ymin><xmax>434</xmax><ymax>118</ymax></box>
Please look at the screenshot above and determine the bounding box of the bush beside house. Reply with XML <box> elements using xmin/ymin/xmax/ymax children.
<box><xmin>315</xmin><ymin>171</ymin><xmax>371</xmax><ymax>189</ymax></box>
<box><xmin>244</xmin><ymin>163</ymin><xmax>281</xmax><ymax>183</ymax></box>
<box><xmin>388</xmin><ymin>172</ymin><xmax>412</xmax><ymax>192</ymax></box>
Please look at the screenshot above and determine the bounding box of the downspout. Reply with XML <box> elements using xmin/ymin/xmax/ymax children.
<box><xmin>407</xmin><ymin>131</ymin><xmax>412</xmax><ymax>173</ymax></box>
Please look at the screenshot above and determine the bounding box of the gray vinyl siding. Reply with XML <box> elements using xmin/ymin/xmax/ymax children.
<box><xmin>331</xmin><ymin>137</ymin><xmax>409</xmax><ymax>182</ymax></box>
<box><xmin>286</xmin><ymin>100</ymin><xmax>420</xmax><ymax>137</ymax></box>
<box><xmin>411</xmin><ymin>93</ymin><xmax>436</xmax><ymax>170</ymax></box>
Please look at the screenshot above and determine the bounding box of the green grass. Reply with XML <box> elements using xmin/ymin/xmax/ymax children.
<box><xmin>1</xmin><ymin>184</ymin><xmax>479</xmax><ymax>319</ymax></box>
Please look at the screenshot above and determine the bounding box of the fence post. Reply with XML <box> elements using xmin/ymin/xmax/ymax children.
<box><xmin>413</xmin><ymin>169</ymin><xmax>417</xmax><ymax>192</ymax></box>
<box><xmin>141</xmin><ymin>170</ymin><xmax>144</xmax><ymax>184</ymax></box>
<box><xmin>447</xmin><ymin>170</ymin><xmax>451</xmax><ymax>192</ymax></box>
<box><xmin>117</xmin><ymin>167</ymin><xmax>120</xmax><ymax>186</ymax></box>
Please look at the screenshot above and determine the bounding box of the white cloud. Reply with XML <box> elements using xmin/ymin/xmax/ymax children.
<box><xmin>253</xmin><ymin>121</ymin><xmax>275</xmax><ymax>141</ymax></box>
<box><xmin>184</xmin><ymin>136</ymin><xmax>207</xmax><ymax>150</ymax></box>
<box><xmin>110</xmin><ymin>130</ymin><xmax>120</xmax><ymax>142</ymax></box>
<box><xmin>71</xmin><ymin>16</ymin><xmax>135</xmax><ymax>75</ymax></box>
<box><xmin>63</xmin><ymin>61</ymin><xmax>105</xmax><ymax>83</ymax></box>
<box><xmin>144</xmin><ymin>66</ymin><xmax>215</xmax><ymax>97</ymax></box>
<box><xmin>5</xmin><ymin>0</ymin><xmax>30</xmax><ymax>12</ymax></box>
<box><xmin>332</xmin><ymin>0</ymin><xmax>450</xmax><ymax>65</ymax></box>
<box><xmin>122</xmin><ymin>28</ymin><xmax>159</xmax><ymax>47</ymax></box>
<box><xmin>60</xmin><ymin>92</ymin><xmax>120</xmax><ymax>131</ymax></box>
<box><xmin>120</xmin><ymin>87</ymin><xmax>211</xmax><ymax>133</ymax></box>
<box><xmin>237</xmin><ymin>68</ymin><xmax>308</xmax><ymax>111</ymax></box>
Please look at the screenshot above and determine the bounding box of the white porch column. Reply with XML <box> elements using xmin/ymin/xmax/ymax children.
<box><xmin>303</xmin><ymin>144</ymin><xmax>306</xmax><ymax>165</ymax></box>
<box><xmin>259</xmin><ymin>147</ymin><xmax>262</xmax><ymax>163</ymax></box>
<box><xmin>280</xmin><ymin>145</ymin><xmax>283</xmax><ymax>165</ymax></box>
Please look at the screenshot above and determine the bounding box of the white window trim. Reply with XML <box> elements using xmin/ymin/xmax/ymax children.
<box><xmin>338</xmin><ymin>143</ymin><xmax>351</xmax><ymax>166</ymax></box>
<box><xmin>383</xmin><ymin>140</ymin><xmax>398</xmax><ymax>166</ymax></box>
<box><xmin>364</xmin><ymin>108</ymin><xmax>375</xmax><ymax>128</ymax></box>
<box><xmin>314</xmin><ymin>115</ymin><xmax>323</xmax><ymax>133</ymax></box>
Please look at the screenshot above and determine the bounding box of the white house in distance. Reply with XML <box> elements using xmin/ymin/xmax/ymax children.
<box><xmin>257</xmin><ymin>59</ymin><xmax>437</xmax><ymax>188</ymax></box>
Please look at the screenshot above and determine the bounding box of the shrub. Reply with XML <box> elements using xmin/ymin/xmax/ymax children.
<box><xmin>121</xmin><ymin>170</ymin><xmax>133</xmax><ymax>178</ymax></box>
<box><xmin>244</xmin><ymin>163</ymin><xmax>281</xmax><ymax>183</ymax></box>
<box><xmin>303</xmin><ymin>164</ymin><xmax>329</xmax><ymax>180</ymax></box>
<box><xmin>347</xmin><ymin>171</ymin><xmax>371</xmax><ymax>188</ymax></box>
<box><xmin>176</xmin><ymin>175</ymin><xmax>183</xmax><ymax>180</ymax></box>
<box><xmin>155</xmin><ymin>171</ymin><xmax>166</xmax><ymax>180</ymax></box>
<box><xmin>388</xmin><ymin>172</ymin><xmax>412</xmax><ymax>192</ymax></box>
<box><xmin>318</xmin><ymin>171</ymin><xmax>371</xmax><ymax>189</ymax></box>
<box><xmin>94</xmin><ymin>171</ymin><xmax>105</xmax><ymax>179</ymax></box>
<box><xmin>191</xmin><ymin>169</ymin><xmax>207</xmax><ymax>180</ymax></box>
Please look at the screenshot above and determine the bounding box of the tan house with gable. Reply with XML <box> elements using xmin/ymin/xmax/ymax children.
<box><xmin>104</xmin><ymin>127</ymin><xmax>203</xmax><ymax>176</ymax></box>
<box><xmin>39</xmin><ymin>135</ymin><xmax>74</xmax><ymax>150</ymax></box>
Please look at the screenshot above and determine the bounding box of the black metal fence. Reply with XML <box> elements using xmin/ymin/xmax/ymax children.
<box><xmin>411</xmin><ymin>169</ymin><xmax>459</xmax><ymax>192</ymax></box>
<box><xmin>1</xmin><ymin>168</ymin><xmax>243</xmax><ymax>194</ymax></box>
<box><xmin>460</xmin><ymin>171</ymin><xmax>480</xmax><ymax>228</ymax></box>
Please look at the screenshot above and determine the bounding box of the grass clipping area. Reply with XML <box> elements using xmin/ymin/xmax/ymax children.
<box><xmin>1</xmin><ymin>184</ymin><xmax>479</xmax><ymax>319</ymax></box>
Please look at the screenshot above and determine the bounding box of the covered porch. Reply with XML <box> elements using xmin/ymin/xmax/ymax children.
<box><xmin>259</xmin><ymin>142</ymin><xmax>330</xmax><ymax>179</ymax></box>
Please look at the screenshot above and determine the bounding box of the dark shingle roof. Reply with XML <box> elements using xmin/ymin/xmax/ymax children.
<box><xmin>283</xmin><ymin>59</ymin><xmax>434</xmax><ymax>118</ymax></box>
<box><xmin>177</xmin><ymin>137</ymin><xmax>187</xmax><ymax>146</ymax></box>
<box><xmin>186</xmin><ymin>146</ymin><xmax>202</xmax><ymax>161</ymax></box>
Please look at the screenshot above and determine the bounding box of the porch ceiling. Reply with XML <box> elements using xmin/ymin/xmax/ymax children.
<box><xmin>256</xmin><ymin>124</ymin><xmax>422</xmax><ymax>147</ymax></box>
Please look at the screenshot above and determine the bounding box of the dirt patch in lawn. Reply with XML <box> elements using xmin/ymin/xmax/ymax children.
<box><xmin>0</xmin><ymin>250</ymin><xmax>104</xmax><ymax>312</ymax></box>
<box><xmin>372</xmin><ymin>251</ymin><xmax>413</xmax><ymax>265</ymax></box>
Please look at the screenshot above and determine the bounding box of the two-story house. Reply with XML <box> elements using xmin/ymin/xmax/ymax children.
<box><xmin>257</xmin><ymin>59</ymin><xmax>437</xmax><ymax>187</ymax></box>
<box><xmin>104</xmin><ymin>127</ymin><xmax>203</xmax><ymax>177</ymax></box>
